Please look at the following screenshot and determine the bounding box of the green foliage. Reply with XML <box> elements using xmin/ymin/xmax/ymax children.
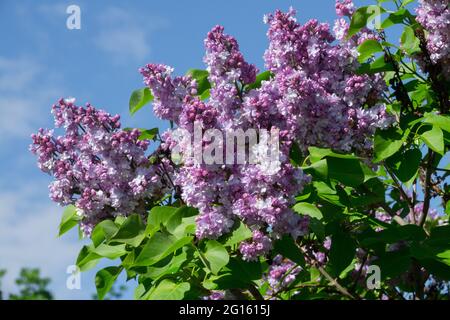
<box><xmin>8</xmin><ymin>268</ymin><xmax>53</xmax><ymax>300</ymax></box>
<box><xmin>56</xmin><ymin>0</ymin><xmax>450</xmax><ymax>301</ymax></box>
<box><xmin>357</xmin><ymin>39</ymin><xmax>383</xmax><ymax>63</ymax></box>
<box><xmin>58</xmin><ymin>205</ymin><xmax>81</xmax><ymax>237</ymax></box>
<box><xmin>129</xmin><ymin>88</ymin><xmax>154</xmax><ymax>115</ymax></box>
<box><xmin>348</xmin><ymin>5</ymin><xmax>385</xmax><ymax>38</ymax></box>
<box><xmin>95</xmin><ymin>267</ymin><xmax>122</xmax><ymax>300</ymax></box>
<box><xmin>186</xmin><ymin>69</ymin><xmax>211</xmax><ymax>96</ymax></box>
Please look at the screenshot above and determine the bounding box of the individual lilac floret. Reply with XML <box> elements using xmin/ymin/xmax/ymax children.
<box><xmin>30</xmin><ymin>98</ymin><xmax>170</xmax><ymax>235</ymax></box>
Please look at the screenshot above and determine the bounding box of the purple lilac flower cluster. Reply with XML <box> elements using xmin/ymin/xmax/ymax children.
<box><xmin>30</xmin><ymin>99</ymin><xmax>170</xmax><ymax>235</ymax></box>
<box><xmin>140</xmin><ymin>5</ymin><xmax>392</xmax><ymax>261</ymax></box>
<box><xmin>416</xmin><ymin>0</ymin><xmax>450</xmax><ymax>79</ymax></box>
<box><xmin>142</xmin><ymin>26</ymin><xmax>311</xmax><ymax>261</ymax></box>
<box><xmin>262</xmin><ymin>6</ymin><xmax>391</xmax><ymax>155</ymax></box>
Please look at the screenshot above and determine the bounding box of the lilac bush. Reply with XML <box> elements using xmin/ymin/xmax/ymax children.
<box><xmin>30</xmin><ymin>0</ymin><xmax>450</xmax><ymax>301</ymax></box>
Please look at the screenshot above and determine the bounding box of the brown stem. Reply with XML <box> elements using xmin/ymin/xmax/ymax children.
<box><xmin>385</xmin><ymin>165</ymin><xmax>416</xmax><ymax>222</ymax></box>
<box><xmin>420</xmin><ymin>150</ymin><xmax>434</xmax><ymax>227</ymax></box>
<box><xmin>316</xmin><ymin>265</ymin><xmax>357</xmax><ymax>300</ymax></box>
<box><xmin>302</xmin><ymin>249</ymin><xmax>358</xmax><ymax>300</ymax></box>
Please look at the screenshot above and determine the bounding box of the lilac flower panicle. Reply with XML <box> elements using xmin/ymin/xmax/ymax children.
<box><xmin>416</xmin><ymin>0</ymin><xmax>450</xmax><ymax>78</ymax></box>
<box><xmin>30</xmin><ymin>99</ymin><xmax>171</xmax><ymax>235</ymax></box>
<box><xmin>139</xmin><ymin>64</ymin><xmax>197</xmax><ymax>122</ymax></box>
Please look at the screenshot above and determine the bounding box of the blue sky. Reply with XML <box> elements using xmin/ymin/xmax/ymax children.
<box><xmin>0</xmin><ymin>0</ymin><xmax>417</xmax><ymax>300</ymax></box>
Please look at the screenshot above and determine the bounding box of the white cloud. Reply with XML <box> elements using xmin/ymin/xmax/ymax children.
<box><xmin>0</xmin><ymin>56</ymin><xmax>62</xmax><ymax>143</ymax></box>
<box><xmin>94</xmin><ymin>6</ymin><xmax>168</xmax><ymax>63</ymax></box>
<box><xmin>96</xmin><ymin>27</ymin><xmax>151</xmax><ymax>62</ymax></box>
<box><xmin>0</xmin><ymin>57</ymin><xmax>41</xmax><ymax>92</ymax></box>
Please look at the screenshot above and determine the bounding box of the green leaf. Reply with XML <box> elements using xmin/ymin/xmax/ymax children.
<box><xmin>302</xmin><ymin>159</ymin><xmax>328</xmax><ymax>181</ymax></box>
<box><xmin>273</xmin><ymin>236</ymin><xmax>305</xmax><ymax>267</ymax></box>
<box><xmin>95</xmin><ymin>266</ymin><xmax>121</xmax><ymax>300</ymax></box>
<box><xmin>401</xmin><ymin>26</ymin><xmax>420</xmax><ymax>55</ymax></box>
<box><xmin>386</xmin><ymin>148</ymin><xmax>422</xmax><ymax>183</ymax></box>
<box><xmin>200</xmin><ymin>89</ymin><xmax>210</xmax><ymax>100</ymax></box>
<box><xmin>357</xmin><ymin>55</ymin><xmax>395</xmax><ymax>75</ymax></box>
<box><xmin>134</xmin><ymin>232</ymin><xmax>192</xmax><ymax>267</ymax></box>
<box><xmin>420</xmin><ymin>259</ymin><xmax>450</xmax><ymax>281</ymax></box>
<box><xmin>357</xmin><ymin>39</ymin><xmax>383</xmax><ymax>63</ymax></box>
<box><xmin>376</xmin><ymin>249</ymin><xmax>411</xmax><ymax>279</ymax></box>
<box><xmin>146</xmin><ymin>249</ymin><xmax>188</xmax><ymax>281</ymax></box>
<box><xmin>290</xmin><ymin>142</ymin><xmax>303</xmax><ymax>166</ymax></box>
<box><xmin>423</xmin><ymin>113</ymin><xmax>450</xmax><ymax>133</ymax></box>
<box><xmin>129</xmin><ymin>88</ymin><xmax>153</xmax><ymax>115</ymax></box>
<box><xmin>348</xmin><ymin>6</ymin><xmax>385</xmax><ymax>38</ymax></box>
<box><xmin>381</xmin><ymin>8</ymin><xmax>414</xmax><ymax>29</ymax></box>
<box><xmin>328</xmin><ymin>231</ymin><xmax>356</xmax><ymax>277</ymax></box>
<box><xmin>110</xmin><ymin>214</ymin><xmax>146</xmax><ymax>247</ymax></box>
<box><xmin>246</xmin><ymin>71</ymin><xmax>273</xmax><ymax>91</ymax></box>
<box><xmin>203</xmin><ymin>240</ymin><xmax>229</xmax><ymax>275</ymax></box>
<box><xmin>361</xmin><ymin>225</ymin><xmax>427</xmax><ymax>246</ymax></box>
<box><xmin>313</xmin><ymin>181</ymin><xmax>346</xmax><ymax>207</ymax></box>
<box><xmin>138</xmin><ymin>128</ymin><xmax>159</xmax><ymax>141</ymax></box>
<box><xmin>308</xmin><ymin>147</ymin><xmax>358</xmax><ymax>163</ymax></box>
<box><xmin>374</xmin><ymin>127</ymin><xmax>407</xmax><ymax>162</ymax></box>
<box><xmin>76</xmin><ymin>246</ymin><xmax>101</xmax><ymax>271</ymax></box>
<box><xmin>165</xmin><ymin>206</ymin><xmax>198</xmax><ymax>237</ymax></box>
<box><xmin>327</xmin><ymin>157</ymin><xmax>373</xmax><ymax>187</ymax></box>
<box><xmin>91</xmin><ymin>220</ymin><xmax>119</xmax><ymax>247</ymax></box>
<box><xmin>436</xmin><ymin>250</ymin><xmax>450</xmax><ymax>266</ymax></box>
<box><xmin>187</xmin><ymin>69</ymin><xmax>210</xmax><ymax>95</ymax></box>
<box><xmin>222</xmin><ymin>221</ymin><xmax>252</xmax><ymax>247</ymax></box>
<box><xmin>421</xmin><ymin>126</ymin><xmax>444</xmax><ymax>155</ymax></box>
<box><xmin>401</xmin><ymin>0</ymin><xmax>415</xmax><ymax>7</ymax></box>
<box><xmin>145</xmin><ymin>279</ymin><xmax>190</xmax><ymax>300</ymax></box>
<box><xmin>91</xmin><ymin>243</ymin><xmax>128</xmax><ymax>259</ymax></box>
<box><xmin>293</xmin><ymin>202</ymin><xmax>323</xmax><ymax>220</ymax></box>
<box><xmin>226</xmin><ymin>258</ymin><xmax>263</xmax><ymax>283</ymax></box>
<box><xmin>146</xmin><ymin>206</ymin><xmax>178</xmax><ymax>236</ymax></box>
<box><xmin>58</xmin><ymin>205</ymin><xmax>81</xmax><ymax>237</ymax></box>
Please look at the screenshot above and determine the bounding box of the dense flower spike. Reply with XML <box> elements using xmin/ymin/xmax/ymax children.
<box><xmin>30</xmin><ymin>99</ymin><xmax>171</xmax><ymax>235</ymax></box>
<box><xmin>262</xmin><ymin>7</ymin><xmax>391</xmax><ymax>155</ymax></box>
<box><xmin>139</xmin><ymin>64</ymin><xmax>197</xmax><ymax>122</ymax></box>
<box><xmin>416</xmin><ymin>0</ymin><xmax>450</xmax><ymax>79</ymax></box>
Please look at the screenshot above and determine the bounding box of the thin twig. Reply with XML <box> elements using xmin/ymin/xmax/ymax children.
<box><xmin>420</xmin><ymin>150</ymin><xmax>434</xmax><ymax>227</ymax></box>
